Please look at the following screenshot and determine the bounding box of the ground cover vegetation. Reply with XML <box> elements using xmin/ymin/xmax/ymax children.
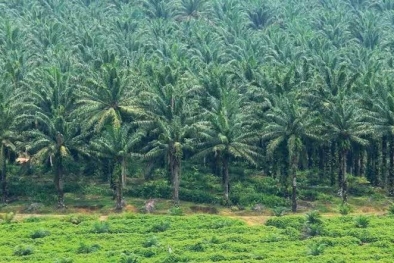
<box><xmin>0</xmin><ymin>213</ymin><xmax>394</xmax><ymax>262</ymax></box>
<box><xmin>2</xmin><ymin>0</ymin><xmax>394</xmax><ymax>213</ymax></box>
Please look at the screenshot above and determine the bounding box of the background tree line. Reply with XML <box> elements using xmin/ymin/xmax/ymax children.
<box><xmin>1</xmin><ymin>0</ymin><xmax>394</xmax><ymax>211</ymax></box>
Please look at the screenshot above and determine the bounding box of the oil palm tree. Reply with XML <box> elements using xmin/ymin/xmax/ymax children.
<box><xmin>0</xmin><ymin>90</ymin><xmax>20</xmax><ymax>203</ymax></box>
<box><xmin>321</xmin><ymin>93</ymin><xmax>371</xmax><ymax>203</ymax></box>
<box><xmin>261</xmin><ymin>93</ymin><xmax>319</xmax><ymax>212</ymax></box>
<box><xmin>195</xmin><ymin>71</ymin><xmax>260</xmax><ymax>204</ymax></box>
<box><xmin>90</xmin><ymin>124</ymin><xmax>144</xmax><ymax>210</ymax></box>
<box><xmin>25</xmin><ymin>117</ymin><xmax>88</xmax><ymax>208</ymax></box>
<box><xmin>137</xmin><ymin>62</ymin><xmax>199</xmax><ymax>204</ymax></box>
<box><xmin>20</xmin><ymin>65</ymin><xmax>86</xmax><ymax>208</ymax></box>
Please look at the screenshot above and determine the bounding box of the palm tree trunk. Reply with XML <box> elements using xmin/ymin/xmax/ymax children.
<box><xmin>318</xmin><ymin>146</ymin><xmax>325</xmax><ymax>181</ymax></box>
<box><xmin>388</xmin><ymin>135</ymin><xmax>394</xmax><ymax>196</ymax></box>
<box><xmin>121</xmin><ymin>157</ymin><xmax>126</xmax><ymax>188</ymax></box>
<box><xmin>223</xmin><ymin>157</ymin><xmax>230</xmax><ymax>205</ymax></box>
<box><xmin>340</xmin><ymin>150</ymin><xmax>348</xmax><ymax>203</ymax></box>
<box><xmin>330</xmin><ymin>143</ymin><xmax>337</xmax><ymax>186</ymax></box>
<box><xmin>382</xmin><ymin>136</ymin><xmax>388</xmax><ymax>187</ymax></box>
<box><xmin>54</xmin><ymin>157</ymin><xmax>65</xmax><ymax>209</ymax></box>
<box><xmin>290</xmin><ymin>154</ymin><xmax>298</xmax><ymax>212</ymax></box>
<box><xmin>1</xmin><ymin>144</ymin><xmax>7</xmax><ymax>203</ymax></box>
<box><xmin>115</xmin><ymin>163</ymin><xmax>123</xmax><ymax>211</ymax></box>
<box><xmin>172</xmin><ymin>155</ymin><xmax>181</xmax><ymax>205</ymax></box>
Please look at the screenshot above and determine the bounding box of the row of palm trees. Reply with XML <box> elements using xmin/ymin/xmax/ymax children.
<box><xmin>1</xmin><ymin>0</ymin><xmax>394</xmax><ymax>211</ymax></box>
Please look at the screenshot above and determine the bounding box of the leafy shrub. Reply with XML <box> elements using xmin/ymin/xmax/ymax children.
<box><xmin>299</xmin><ymin>189</ymin><xmax>319</xmax><ymax>201</ymax></box>
<box><xmin>303</xmin><ymin>223</ymin><xmax>324</xmax><ymax>237</ymax></box>
<box><xmin>120</xmin><ymin>253</ymin><xmax>139</xmax><ymax>263</ymax></box>
<box><xmin>338</xmin><ymin>204</ymin><xmax>351</xmax><ymax>215</ymax></box>
<box><xmin>130</xmin><ymin>180</ymin><xmax>172</xmax><ymax>199</ymax></box>
<box><xmin>54</xmin><ymin>258</ymin><xmax>73</xmax><ymax>263</ymax></box>
<box><xmin>252</xmin><ymin>177</ymin><xmax>281</xmax><ymax>195</ymax></box>
<box><xmin>142</xmin><ymin>236</ymin><xmax>159</xmax><ymax>248</ymax></box>
<box><xmin>0</xmin><ymin>212</ymin><xmax>15</xmax><ymax>223</ymax></box>
<box><xmin>30</xmin><ymin>229</ymin><xmax>50</xmax><ymax>239</ymax></box>
<box><xmin>282</xmin><ymin>227</ymin><xmax>301</xmax><ymax>240</ymax></box>
<box><xmin>13</xmin><ymin>245</ymin><xmax>34</xmax><ymax>256</ymax></box>
<box><xmin>230</xmin><ymin>182</ymin><xmax>287</xmax><ymax>208</ymax></box>
<box><xmin>210</xmin><ymin>254</ymin><xmax>226</xmax><ymax>262</ymax></box>
<box><xmin>65</xmin><ymin>215</ymin><xmax>82</xmax><ymax>225</ymax></box>
<box><xmin>188</xmin><ymin>242</ymin><xmax>206</xmax><ymax>252</ymax></box>
<box><xmin>354</xmin><ymin>216</ymin><xmax>369</xmax><ymax>228</ymax></box>
<box><xmin>347</xmin><ymin>176</ymin><xmax>374</xmax><ymax>196</ymax></box>
<box><xmin>76</xmin><ymin>243</ymin><xmax>100</xmax><ymax>254</ymax></box>
<box><xmin>210</xmin><ymin>236</ymin><xmax>221</xmax><ymax>244</ymax></box>
<box><xmin>317</xmin><ymin>193</ymin><xmax>334</xmax><ymax>203</ymax></box>
<box><xmin>23</xmin><ymin>217</ymin><xmax>42</xmax><ymax>223</ymax></box>
<box><xmin>180</xmin><ymin>188</ymin><xmax>220</xmax><ymax>204</ymax></box>
<box><xmin>387</xmin><ymin>204</ymin><xmax>394</xmax><ymax>215</ymax></box>
<box><xmin>305</xmin><ymin>211</ymin><xmax>322</xmax><ymax>225</ymax></box>
<box><xmin>307</xmin><ymin>242</ymin><xmax>326</xmax><ymax>256</ymax></box>
<box><xmin>265</xmin><ymin>216</ymin><xmax>306</xmax><ymax>230</ymax></box>
<box><xmin>272</xmin><ymin>207</ymin><xmax>288</xmax><ymax>217</ymax></box>
<box><xmin>168</xmin><ymin>206</ymin><xmax>183</xmax><ymax>216</ymax></box>
<box><xmin>91</xmin><ymin>221</ymin><xmax>110</xmax><ymax>233</ymax></box>
<box><xmin>150</xmin><ymin>221</ymin><xmax>170</xmax><ymax>232</ymax></box>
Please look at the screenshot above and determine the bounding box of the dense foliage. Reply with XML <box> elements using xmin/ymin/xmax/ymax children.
<box><xmin>2</xmin><ymin>0</ymin><xmax>394</xmax><ymax>209</ymax></box>
<box><xmin>0</xmin><ymin>213</ymin><xmax>394</xmax><ymax>262</ymax></box>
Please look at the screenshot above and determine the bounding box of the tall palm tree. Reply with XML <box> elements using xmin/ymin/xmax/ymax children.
<box><xmin>321</xmin><ymin>93</ymin><xmax>371</xmax><ymax>203</ymax></box>
<box><xmin>195</xmin><ymin>70</ymin><xmax>260</xmax><ymax>204</ymax></box>
<box><xmin>90</xmin><ymin>125</ymin><xmax>144</xmax><ymax>210</ymax></box>
<box><xmin>0</xmin><ymin>89</ymin><xmax>20</xmax><ymax>203</ymax></box>
<box><xmin>364</xmin><ymin>77</ymin><xmax>394</xmax><ymax>194</ymax></box>
<box><xmin>261</xmin><ymin>94</ymin><xmax>319</xmax><ymax>212</ymax></box>
<box><xmin>25</xmin><ymin>118</ymin><xmax>88</xmax><ymax>208</ymax></box>
<box><xmin>137</xmin><ymin>62</ymin><xmax>198</xmax><ymax>204</ymax></box>
<box><xmin>20</xmin><ymin>65</ymin><xmax>85</xmax><ymax>208</ymax></box>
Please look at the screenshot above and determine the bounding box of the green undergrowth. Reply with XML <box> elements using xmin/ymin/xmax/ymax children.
<box><xmin>1</xmin><ymin>213</ymin><xmax>394</xmax><ymax>262</ymax></box>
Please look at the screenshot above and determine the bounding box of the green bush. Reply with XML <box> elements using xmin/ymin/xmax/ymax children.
<box><xmin>338</xmin><ymin>204</ymin><xmax>351</xmax><ymax>215</ymax></box>
<box><xmin>120</xmin><ymin>253</ymin><xmax>139</xmax><ymax>263</ymax></box>
<box><xmin>91</xmin><ymin>221</ymin><xmax>110</xmax><ymax>233</ymax></box>
<box><xmin>210</xmin><ymin>254</ymin><xmax>226</xmax><ymax>262</ymax></box>
<box><xmin>0</xmin><ymin>212</ymin><xmax>15</xmax><ymax>223</ymax></box>
<box><xmin>179</xmin><ymin>188</ymin><xmax>220</xmax><ymax>204</ymax></box>
<box><xmin>149</xmin><ymin>221</ymin><xmax>170</xmax><ymax>232</ymax></box>
<box><xmin>305</xmin><ymin>211</ymin><xmax>322</xmax><ymax>225</ymax></box>
<box><xmin>188</xmin><ymin>242</ymin><xmax>206</xmax><ymax>252</ymax></box>
<box><xmin>252</xmin><ymin>177</ymin><xmax>281</xmax><ymax>195</ymax></box>
<box><xmin>299</xmin><ymin>189</ymin><xmax>319</xmax><ymax>201</ymax></box>
<box><xmin>230</xmin><ymin>181</ymin><xmax>287</xmax><ymax>208</ymax></box>
<box><xmin>307</xmin><ymin>242</ymin><xmax>326</xmax><ymax>256</ymax></box>
<box><xmin>131</xmin><ymin>180</ymin><xmax>172</xmax><ymax>199</ymax></box>
<box><xmin>142</xmin><ymin>236</ymin><xmax>159</xmax><ymax>248</ymax></box>
<box><xmin>13</xmin><ymin>245</ymin><xmax>34</xmax><ymax>256</ymax></box>
<box><xmin>31</xmin><ymin>229</ymin><xmax>51</xmax><ymax>239</ymax></box>
<box><xmin>303</xmin><ymin>223</ymin><xmax>324</xmax><ymax>237</ymax></box>
<box><xmin>54</xmin><ymin>258</ymin><xmax>73</xmax><ymax>263</ymax></box>
<box><xmin>272</xmin><ymin>207</ymin><xmax>288</xmax><ymax>217</ymax></box>
<box><xmin>265</xmin><ymin>216</ymin><xmax>306</xmax><ymax>230</ymax></box>
<box><xmin>387</xmin><ymin>204</ymin><xmax>394</xmax><ymax>215</ymax></box>
<box><xmin>76</xmin><ymin>243</ymin><xmax>101</xmax><ymax>254</ymax></box>
<box><xmin>347</xmin><ymin>176</ymin><xmax>374</xmax><ymax>196</ymax></box>
<box><xmin>354</xmin><ymin>216</ymin><xmax>369</xmax><ymax>228</ymax></box>
<box><xmin>168</xmin><ymin>206</ymin><xmax>183</xmax><ymax>216</ymax></box>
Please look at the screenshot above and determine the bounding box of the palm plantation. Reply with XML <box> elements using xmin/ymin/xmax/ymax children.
<box><xmin>0</xmin><ymin>0</ymin><xmax>394</xmax><ymax>211</ymax></box>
